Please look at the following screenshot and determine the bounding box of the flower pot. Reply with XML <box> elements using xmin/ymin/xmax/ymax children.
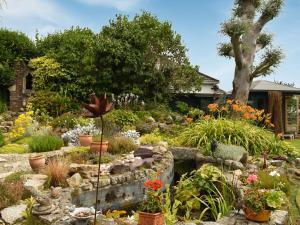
<box><xmin>29</xmin><ymin>154</ymin><xmax>46</xmax><ymax>172</ymax></box>
<box><xmin>138</xmin><ymin>212</ymin><xmax>164</xmax><ymax>225</ymax></box>
<box><xmin>243</xmin><ymin>206</ymin><xmax>271</xmax><ymax>222</ymax></box>
<box><xmin>90</xmin><ymin>141</ymin><xmax>108</xmax><ymax>154</ymax></box>
<box><xmin>79</xmin><ymin>135</ymin><xmax>93</xmax><ymax>146</ymax></box>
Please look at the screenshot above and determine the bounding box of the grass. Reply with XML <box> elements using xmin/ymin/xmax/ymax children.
<box><xmin>290</xmin><ymin>139</ymin><xmax>300</xmax><ymax>155</ymax></box>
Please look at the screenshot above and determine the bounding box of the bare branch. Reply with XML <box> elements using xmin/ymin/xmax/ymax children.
<box><xmin>251</xmin><ymin>47</ymin><xmax>283</xmax><ymax>78</ymax></box>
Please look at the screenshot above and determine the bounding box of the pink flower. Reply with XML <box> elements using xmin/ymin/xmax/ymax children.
<box><xmin>246</xmin><ymin>174</ymin><xmax>258</xmax><ymax>184</ymax></box>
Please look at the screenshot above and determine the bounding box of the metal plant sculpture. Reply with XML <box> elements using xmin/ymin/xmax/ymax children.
<box><xmin>82</xmin><ymin>93</ymin><xmax>113</xmax><ymax>224</ymax></box>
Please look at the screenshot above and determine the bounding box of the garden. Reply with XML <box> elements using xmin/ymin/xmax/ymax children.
<box><xmin>0</xmin><ymin>95</ymin><xmax>299</xmax><ymax>225</ymax></box>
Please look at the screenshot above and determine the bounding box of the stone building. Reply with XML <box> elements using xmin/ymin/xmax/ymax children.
<box><xmin>8</xmin><ymin>61</ymin><xmax>32</xmax><ymax>112</ymax></box>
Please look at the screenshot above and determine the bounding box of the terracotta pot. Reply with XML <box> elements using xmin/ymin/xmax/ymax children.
<box><xmin>243</xmin><ymin>206</ymin><xmax>271</xmax><ymax>222</ymax></box>
<box><xmin>29</xmin><ymin>154</ymin><xmax>46</xmax><ymax>172</ymax></box>
<box><xmin>79</xmin><ymin>135</ymin><xmax>93</xmax><ymax>146</ymax></box>
<box><xmin>90</xmin><ymin>141</ymin><xmax>108</xmax><ymax>154</ymax></box>
<box><xmin>138</xmin><ymin>212</ymin><xmax>164</xmax><ymax>225</ymax></box>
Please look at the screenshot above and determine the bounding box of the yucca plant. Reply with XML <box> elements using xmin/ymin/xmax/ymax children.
<box><xmin>178</xmin><ymin>118</ymin><xmax>296</xmax><ymax>156</ymax></box>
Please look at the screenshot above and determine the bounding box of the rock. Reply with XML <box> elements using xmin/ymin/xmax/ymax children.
<box><xmin>0</xmin><ymin>172</ymin><xmax>13</xmax><ymax>181</ymax></box>
<box><xmin>143</xmin><ymin>158</ymin><xmax>155</xmax><ymax>168</ymax></box>
<box><xmin>200</xmin><ymin>222</ymin><xmax>221</xmax><ymax>225</ymax></box>
<box><xmin>0</xmin><ymin>157</ymin><xmax>7</xmax><ymax>163</ymax></box>
<box><xmin>171</xmin><ymin>147</ymin><xmax>198</xmax><ymax>160</ymax></box>
<box><xmin>270</xmin><ymin>210</ymin><xmax>288</xmax><ymax>225</ymax></box>
<box><xmin>134</xmin><ymin>147</ymin><xmax>154</xmax><ymax>159</ymax></box>
<box><xmin>270</xmin><ymin>160</ymin><xmax>283</xmax><ymax>167</ymax></box>
<box><xmin>0</xmin><ymin>204</ymin><xmax>26</xmax><ymax>224</ymax></box>
<box><xmin>110</xmin><ymin>164</ymin><xmax>131</xmax><ymax>175</ymax></box>
<box><xmin>145</xmin><ymin>116</ymin><xmax>156</xmax><ymax>123</ymax></box>
<box><xmin>218</xmin><ymin>216</ymin><xmax>236</xmax><ymax>225</ymax></box>
<box><xmin>130</xmin><ymin>158</ymin><xmax>144</xmax><ymax>170</ymax></box>
<box><xmin>231</xmin><ymin>161</ymin><xmax>245</xmax><ymax>170</ymax></box>
<box><xmin>66</xmin><ymin>173</ymin><xmax>83</xmax><ymax>188</ymax></box>
<box><xmin>165</xmin><ymin>115</ymin><xmax>173</xmax><ymax>124</ymax></box>
<box><xmin>23</xmin><ymin>174</ymin><xmax>48</xmax><ymax>191</ymax></box>
<box><xmin>295</xmin><ymin>158</ymin><xmax>300</xmax><ymax>168</ymax></box>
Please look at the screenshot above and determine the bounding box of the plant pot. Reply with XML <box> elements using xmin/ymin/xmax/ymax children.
<box><xmin>243</xmin><ymin>206</ymin><xmax>271</xmax><ymax>222</ymax></box>
<box><xmin>79</xmin><ymin>135</ymin><xmax>93</xmax><ymax>146</ymax></box>
<box><xmin>138</xmin><ymin>212</ymin><xmax>164</xmax><ymax>225</ymax></box>
<box><xmin>90</xmin><ymin>141</ymin><xmax>108</xmax><ymax>154</ymax></box>
<box><xmin>29</xmin><ymin>154</ymin><xmax>46</xmax><ymax>172</ymax></box>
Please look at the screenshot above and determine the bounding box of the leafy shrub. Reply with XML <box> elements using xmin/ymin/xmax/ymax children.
<box><xmin>93</xmin><ymin>153</ymin><xmax>117</xmax><ymax>164</ymax></box>
<box><xmin>7</xmin><ymin>111</ymin><xmax>34</xmax><ymax>141</ymax></box>
<box><xmin>136</xmin><ymin>121</ymin><xmax>158</xmax><ymax>134</ymax></box>
<box><xmin>0</xmin><ymin>130</ymin><xmax>4</xmax><ymax>147</ymax></box>
<box><xmin>94</xmin><ymin>116</ymin><xmax>121</xmax><ymax>138</ymax></box>
<box><xmin>29</xmin><ymin>135</ymin><xmax>64</xmax><ymax>153</ymax></box>
<box><xmin>108</xmin><ymin>136</ymin><xmax>138</xmax><ymax>155</ymax></box>
<box><xmin>0</xmin><ymin>180</ymin><xmax>24</xmax><ymax>209</ymax></box>
<box><xmin>0</xmin><ymin>101</ymin><xmax>7</xmax><ymax>114</ymax></box>
<box><xmin>44</xmin><ymin>159</ymin><xmax>69</xmax><ymax>187</ymax></box>
<box><xmin>65</xmin><ymin>146</ymin><xmax>90</xmax><ymax>164</ymax></box>
<box><xmin>257</xmin><ymin>171</ymin><xmax>290</xmax><ymax>194</ymax></box>
<box><xmin>174</xmin><ymin>165</ymin><xmax>234</xmax><ymax>221</ymax></box>
<box><xmin>28</xmin><ymin>90</ymin><xmax>79</xmax><ymax>117</ymax></box>
<box><xmin>188</xmin><ymin>108</ymin><xmax>204</xmax><ymax>120</ymax></box>
<box><xmin>0</xmin><ymin>144</ymin><xmax>28</xmax><ymax>154</ymax></box>
<box><xmin>103</xmin><ymin>110</ymin><xmax>138</xmax><ymax>128</ymax></box>
<box><xmin>176</xmin><ymin>101</ymin><xmax>189</xmax><ymax>114</ymax></box>
<box><xmin>51</xmin><ymin>113</ymin><xmax>88</xmax><ymax>129</ymax></box>
<box><xmin>140</xmin><ymin>132</ymin><xmax>163</xmax><ymax>145</ymax></box>
<box><xmin>179</xmin><ymin>118</ymin><xmax>296</xmax><ymax>156</ymax></box>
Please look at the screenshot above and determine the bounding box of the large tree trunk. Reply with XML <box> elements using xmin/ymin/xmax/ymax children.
<box><xmin>232</xmin><ymin>65</ymin><xmax>252</xmax><ymax>103</ymax></box>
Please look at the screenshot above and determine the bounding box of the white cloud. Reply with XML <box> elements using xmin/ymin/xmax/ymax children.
<box><xmin>76</xmin><ymin>0</ymin><xmax>142</xmax><ymax>11</ymax></box>
<box><xmin>0</xmin><ymin>0</ymin><xmax>74</xmax><ymax>38</ymax></box>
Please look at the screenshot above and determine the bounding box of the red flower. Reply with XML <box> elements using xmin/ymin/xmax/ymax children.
<box><xmin>144</xmin><ymin>179</ymin><xmax>163</xmax><ymax>191</ymax></box>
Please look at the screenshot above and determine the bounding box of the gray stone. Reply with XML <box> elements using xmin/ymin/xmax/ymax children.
<box><xmin>145</xmin><ymin>116</ymin><xmax>156</xmax><ymax>123</ymax></box>
<box><xmin>0</xmin><ymin>204</ymin><xmax>26</xmax><ymax>224</ymax></box>
<box><xmin>130</xmin><ymin>158</ymin><xmax>144</xmax><ymax>170</ymax></box>
<box><xmin>67</xmin><ymin>173</ymin><xmax>83</xmax><ymax>188</ymax></box>
<box><xmin>23</xmin><ymin>174</ymin><xmax>48</xmax><ymax>191</ymax></box>
<box><xmin>270</xmin><ymin>210</ymin><xmax>288</xmax><ymax>225</ymax></box>
<box><xmin>110</xmin><ymin>164</ymin><xmax>131</xmax><ymax>175</ymax></box>
<box><xmin>270</xmin><ymin>160</ymin><xmax>283</xmax><ymax>167</ymax></box>
<box><xmin>200</xmin><ymin>222</ymin><xmax>221</xmax><ymax>225</ymax></box>
<box><xmin>134</xmin><ymin>147</ymin><xmax>154</xmax><ymax>159</ymax></box>
<box><xmin>143</xmin><ymin>158</ymin><xmax>155</xmax><ymax>168</ymax></box>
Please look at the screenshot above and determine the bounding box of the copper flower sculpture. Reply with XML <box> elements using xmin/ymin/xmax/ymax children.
<box><xmin>82</xmin><ymin>93</ymin><xmax>112</xmax><ymax>224</ymax></box>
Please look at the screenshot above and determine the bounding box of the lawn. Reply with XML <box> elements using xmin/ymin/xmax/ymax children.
<box><xmin>290</xmin><ymin>139</ymin><xmax>300</xmax><ymax>155</ymax></box>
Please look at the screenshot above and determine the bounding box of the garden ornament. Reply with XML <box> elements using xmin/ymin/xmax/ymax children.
<box><xmin>82</xmin><ymin>93</ymin><xmax>113</xmax><ymax>225</ymax></box>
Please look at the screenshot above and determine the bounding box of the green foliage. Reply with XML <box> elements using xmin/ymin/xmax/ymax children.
<box><xmin>257</xmin><ymin>170</ymin><xmax>290</xmax><ymax>194</ymax></box>
<box><xmin>187</xmin><ymin>108</ymin><xmax>204</xmax><ymax>121</ymax></box>
<box><xmin>65</xmin><ymin>146</ymin><xmax>90</xmax><ymax>164</ymax></box>
<box><xmin>174</xmin><ymin>165</ymin><xmax>234</xmax><ymax>221</ymax></box>
<box><xmin>214</xmin><ymin>143</ymin><xmax>248</xmax><ymax>162</ymax></box>
<box><xmin>0</xmin><ymin>101</ymin><xmax>7</xmax><ymax>114</ymax></box>
<box><xmin>0</xmin><ymin>29</ymin><xmax>36</xmax><ymax>88</ymax></box>
<box><xmin>162</xmin><ymin>185</ymin><xmax>180</xmax><ymax>225</ymax></box>
<box><xmin>22</xmin><ymin>197</ymin><xmax>42</xmax><ymax>225</ymax></box>
<box><xmin>4</xmin><ymin>172</ymin><xmax>25</xmax><ymax>183</ymax></box>
<box><xmin>103</xmin><ymin>110</ymin><xmax>138</xmax><ymax>128</ymax></box>
<box><xmin>178</xmin><ymin>118</ymin><xmax>296</xmax><ymax>156</ymax></box>
<box><xmin>108</xmin><ymin>136</ymin><xmax>138</xmax><ymax>155</ymax></box>
<box><xmin>28</xmin><ymin>90</ymin><xmax>79</xmax><ymax>117</ymax></box>
<box><xmin>0</xmin><ymin>130</ymin><xmax>4</xmax><ymax>147</ymax></box>
<box><xmin>140</xmin><ymin>132</ymin><xmax>163</xmax><ymax>145</ymax></box>
<box><xmin>265</xmin><ymin>190</ymin><xmax>286</xmax><ymax>210</ymax></box>
<box><xmin>95</xmin><ymin>12</ymin><xmax>202</xmax><ymax>101</ymax></box>
<box><xmin>36</xmin><ymin>27</ymin><xmax>96</xmax><ymax>100</ymax></box>
<box><xmin>15</xmin><ymin>136</ymin><xmax>33</xmax><ymax>145</ymax></box>
<box><xmin>296</xmin><ymin>187</ymin><xmax>300</xmax><ymax>211</ymax></box>
<box><xmin>0</xmin><ymin>144</ymin><xmax>28</xmax><ymax>154</ymax></box>
<box><xmin>28</xmin><ymin>135</ymin><xmax>64</xmax><ymax>153</ymax></box>
<box><xmin>175</xmin><ymin>101</ymin><xmax>189</xmax><ymax>114</ymax></box>
<box><xmin>51</xmin><ymin>113</ymin><xmax>88</xmax><ymax>129</ymax></box>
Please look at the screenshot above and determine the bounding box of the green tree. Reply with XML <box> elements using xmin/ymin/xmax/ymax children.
<box><xmin>0</xmin><ymin>29</ymin><xmax>36</xmax><ymax>88</ymax></box>
<box><xmin>36</xmin><ymin>27</ymin><xmax>96</xmax><ymax>100</ymax></box>
<box><xmin>219</xmin><ymin>0</ymin><xmax>284</xmax><ymax>103</ymax></box>
<box><xmin>95</xmin><ymin>12</ymin><xmax>202</xmax><ymax>101</ymax></box>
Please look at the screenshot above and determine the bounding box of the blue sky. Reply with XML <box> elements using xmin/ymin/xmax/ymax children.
<box><xmin>1</xmin><ymin>0</ymin><xmax>299</xmax><ymax>91</ymax></box>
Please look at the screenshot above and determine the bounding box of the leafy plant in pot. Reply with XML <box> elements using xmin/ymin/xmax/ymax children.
<box><xmin>243</xmin><ymin>174</ymin><xmax>287</xmax><ymax>222</ymax></box>
<box><xmin>90</xmin><ymin>135</ymin><xmax>108</xmax><ymax>154</ymax></box>
<box><xmin>139</xmin><ymin>174</ymin><xmax>164</xmax><ymax>225</ymax></box>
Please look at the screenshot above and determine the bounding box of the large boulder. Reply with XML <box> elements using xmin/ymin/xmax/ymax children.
<box><xmin>66</xmin><ymin>173</ymin><xmax>83</xmax><ymax>188</ymax></box>
<box><xmin>0</xmin><ymin>204</ymin><xmax>26</xmax><ymax>224</ymax></box>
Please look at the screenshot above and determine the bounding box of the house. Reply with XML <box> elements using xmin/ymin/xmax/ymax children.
<box><xmin>173</xmin><ymin>72</ymin><xmax>225</xmax><ymax>110</ymax></box>
<box><xmin>248</xmin><ymin>80</ymin><xmax>300</xmax><ymax>135</ymax></box>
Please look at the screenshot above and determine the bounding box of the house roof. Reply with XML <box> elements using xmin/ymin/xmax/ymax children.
<box><xmin>250</xmin><ymin>80</ymin><xmax>300</xmax><ymax>93</ymax></box>
<box><xmin>198</xmin><ymin>72</ymin><xmax>219</xmax><ymax>83</ymax></box>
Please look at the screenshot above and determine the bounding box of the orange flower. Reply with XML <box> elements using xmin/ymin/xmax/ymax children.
<box><xmin>226</xmin><ymin>99</ymin><xmax>233</xmax><ymax>104</ymax></box>
<box><xmin>203</xmin><ymin>115</ymin><xmax>211</xmax><ymax>120</ymax></box>
<box><xmin>221</xmin><ymin>106</ymin><xmax>228</xmax><ymax>112</ymax></box>
<box><xmin>208</xmin><ymin>103</ymin><xmax>218</xmax><ymax>112</ymax></box>
<box><xmin>243</xmin><ymin>113</ymin><xmax>250</xmax><ymax>119</ymax></box>
<box><xmin>186</xmin><ymin>117</ymin><xmax>193</xmax><ymax>123</ymax></box>
<box><xmin>250</xmin><ymin>114</ymin><xmax>257</xmax><ymax>120</ymax></box>
<box><xmin>232</xmin><ymin>104</ymin><xmax>242</xmax><ymax>112</ymax></box>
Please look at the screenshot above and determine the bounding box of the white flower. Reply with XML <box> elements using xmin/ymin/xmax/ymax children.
<box><xmin>269</xmin><ymin>171</ymin><xmax>280</xmax><ymax>177</ymax></box>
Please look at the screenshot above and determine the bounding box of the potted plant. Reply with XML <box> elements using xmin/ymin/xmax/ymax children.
<box><xmin>79</xmin><ymin>134</ymin><xmax>93</xmax><ymax>147</ymax></box>
<box><xmin>90</xmin><ymin>135</ymin><xmax>108</xmax><ymax>154</ymax></box>
<box><xmin>78</xmin><ymin>121</ymin><xmax>101</xmax><ymax>146</ymax></box>
<box><xmin>243</xmin><ymin>174</ymin><xmax>286</xmax><ymax>222</ymax></box>
<box><xmin>29</xmin><ymin>154</ymin><xmax>46</xmax><ymax>172</ymax></box>
<box><xmin>138</xmin><ymin>175</ymin><xmax>164</xmax><ymax>225</ymax></box>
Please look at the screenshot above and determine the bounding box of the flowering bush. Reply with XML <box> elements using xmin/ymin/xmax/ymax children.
<box><xmin>207</xmin><ymin>100</ymin><xmax>274</xmax><ymax>129</ymax></box>
<box><xmin>121</xmin><ymin>130</ymin><xmax>140</xmax><ymax>145</ymax></box>
<box><xmin>7</xmin><ymin>111</ymin><xmax>34</xmax><ymax>141</ymax></box>
<box><xmin>112</xmin><ymin>93</ymin><xmax>144</xmax><ymax>110</ymax></box>
<box><xmin>243</xmin><ymin>174</ymin><xmax>287</xmax><ymax>212</ymax></box>
<box><xmin>61</xmin><ymin>121</ymin><xmax>100</xmax><ymax>145</ymax></box>
<box><xmin>140</xmin><ymin>173</ymin><xmax>163</xmax><ymax>213</ymax></box>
